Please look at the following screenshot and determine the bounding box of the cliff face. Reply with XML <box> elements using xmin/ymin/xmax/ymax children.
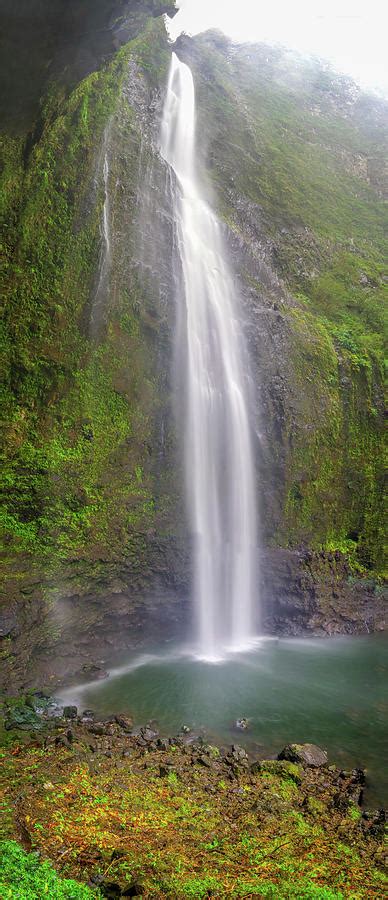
<box><xmin>0</xmin><ymin>15</ymin><xmax>386</xmax><ymax>689</ymax></box>
<box><xmin>176</xmin><ymin>32</ymin><xmax>386</xmax><ymax>570</ymax></box>
<box><xmin>0</xmin><ymin>0</ymin><xmax>177</xmax><ymax>131</ymax></box>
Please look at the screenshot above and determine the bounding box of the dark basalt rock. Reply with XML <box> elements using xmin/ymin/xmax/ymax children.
<box><xmin>140</xmin><ymin>725</ymin><xmax>159</xmax><ymax>742</ymax></box>
<box><xmin>63</xmin><ymin>705</ymin><xmax>78</xmax><ymax>719</ymax></box>
<box><xmin>0</xmin><ymin>0</ymin><xmax>177</xmax><ymax>131</ymax></box>
<box><xmin>81</xmin><ymin>664</ymin><xmax>109</xmax><ymax>681</ymax></box>
<box><xmin>0</xmin><ymin>607</ymin><xmax>19</xmax><ymax>639</ymax></box>
<box><xmin>235</xmin><ymin>717</ymin><xmax>249</xmax><ymax>731</ymax></box>
<box><xmin>159</xmin><ymin>763</ymin><xmax>174</xmax><ymax>777</ymax></box>
<box><xmin>334</xmin><ymin>768</ymin><xmax>365</xmax><ymax>807</ymax></box>
<box><xmin>196</xmin><ymin>755</ymin><xmax>213</xmax><ymax>768</ymax></box>
<box><xmin>88</xmin><ymin>722</ymin><xmax>116</xmax><ymax>736</ymax></box>
<box><xmin>225</xmin><ymin>745</ymin><xmax>249</xmax><ymax>769</ymax></box>
<box><xmin>100</xmin><ymin>883</ymin><xmax>122</xmax><ymax>899</ymax></box>
<box><xmin>361</xmin><ymin>808</ymin><xmax>386</xmax><ymax>838</ymax></box>
<box><xmin>115</xmin><ymin>714</ymin><xmax>134</xmax><ymax>731</ymax></box>
<box><xmin>121</xmin><ymin>882</ymin><xmax>144</xmax><ymax>897</ymax></box>
<box><xmin>278</xmin><ymin>743</ymin><xmax>328</xmax><ymax>767</ymax></box>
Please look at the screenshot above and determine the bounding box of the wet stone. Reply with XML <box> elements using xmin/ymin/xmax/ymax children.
<box><xmin>141</xmin><ymin>726</ymin><xmax>159</xmax><ymax>742</ymax></box>
<box><xmin>115</xmin><ymin>714</ymin><xmax>133</xmax><ymax>731</ymax></box>
<box><xmin>88</xmin><ymin>723</ymin><xmax>115</xmax><ymax>736</ymax></box>
<box><xmin>235</xmin><ymin>717</ymin><xmax>249</xmax><ymax>730</ymax></box>
<box><xmin>361</xmin><ymin>808</ymin><xmax>386</xmax><ymax>838</ymax></box>
<box><xmin>81</xmin><ymin>664</ymin><xmax>109</xmax><ymax>680</ymax></box>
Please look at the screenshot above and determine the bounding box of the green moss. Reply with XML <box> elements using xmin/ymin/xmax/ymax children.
<box><xmin>0</xmin><ymin>19</ymin><xmax>172</xmax><ymax>578</ymax></box>
<box><xmin>131</xmin><ymin>16</ymin><xmax>172</xmax><ymax>88</ymax></box>
<box><xmin>276</xmin><ymin>306</ymin><xmax>385</xmax><ymax>569</ymax></box>
<box><xmin>188</xmin><ymin>36</ymin><xmax>386</xmax><ymax>572</ymax></box>
<box><xmin>254</xmin><ymin>760</ymin><xmax>301</xmax><ymax>785</ymax></box>
<box><xmin>348</xmin><ymin>804</ymin><xmax>362</xmax><ymax>822</ymax></box>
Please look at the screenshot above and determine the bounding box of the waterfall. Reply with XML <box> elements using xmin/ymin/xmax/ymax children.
<box><xmin>160</xmin><ymin>53</ymin><xmax>258</xmax><ymax>660</ymax></box>
<box><xmin>90</xmin><ymin>134</ymin><xmax>111</xmax><ymax>336</ymax></box>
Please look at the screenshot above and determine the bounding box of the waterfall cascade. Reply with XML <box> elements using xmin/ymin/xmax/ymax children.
<box><xmin>91</xmin><ymin>137</ymin><xmax>111</xmax><ymax>336</ymax></box>
<box><xmin>160</xmin><ymin>53</ymin><xmax>259</xmax><ymax>660</ymax></box>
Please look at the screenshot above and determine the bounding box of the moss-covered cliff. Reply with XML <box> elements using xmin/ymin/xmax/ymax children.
<box><xmin>0</xmin><ymin>14</ymin><xmax>386</xmax><ymax>687</ymax></box>
<box><xmin>177</xmin><ymin>32</ymin><xmax>386</xmax><ymax>575</ymax></box>
<box><xmin>1</xmin><ymin>7</ymin><xmax>188</xmax><ymax>687</ymax></box>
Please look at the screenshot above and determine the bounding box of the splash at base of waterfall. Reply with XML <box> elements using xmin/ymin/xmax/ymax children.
<box><xmin>192</xmin><ymin>635</ymin><xmax>264</xmax><ymax>665</ymax></box>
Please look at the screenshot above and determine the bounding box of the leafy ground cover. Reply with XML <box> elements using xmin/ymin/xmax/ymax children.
<box><xmin>0</xmin><ymin>840</ymin><xmax>96</xmax><ymax>899</ymax></box>
<box><xmin>0</xmin><ymin>713</ymin><xmax>386</xmax><ymax>898</ymax></box>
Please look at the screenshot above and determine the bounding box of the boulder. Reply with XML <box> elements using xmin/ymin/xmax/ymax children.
<box><xmin>235</xmin><ymin>717</ymin><xmax>249</xmax><ymax>730</ymax></box>
<box><xmin>278</xmin><ymin>743</ymin><xmax>328</xmax><ymax>767</ymax></box>
<box><xmin>115</xmin><ymin>714</ymin><xmax>134</xmax><ymax>731</ymax></box>
<box><xmin>63</xmin><ymin>705</ymin><xmax>78</xmax><ymax>719</ymax></box>
<box><xmin>140</xmin><ymin>725</ymin><xmax>159</xmax><ymax>742</ymax></box>
<box><xmin>231</xmin><ymin>744</ymin><xmax>248</xmax><ymax>761</ymax></box>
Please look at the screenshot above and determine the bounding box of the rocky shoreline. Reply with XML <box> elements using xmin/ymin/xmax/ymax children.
<box><xmin>0</xmin><ymin>695</ymin><xmax>386</xmax><ymax>898</ymax></box>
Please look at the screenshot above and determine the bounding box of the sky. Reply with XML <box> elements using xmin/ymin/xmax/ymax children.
<box><xmin>166</xmin><ymin>0</ymin><xmax>388</xmax><ymax>96</ymax></box>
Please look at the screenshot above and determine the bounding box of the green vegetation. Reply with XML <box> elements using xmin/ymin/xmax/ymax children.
<box><xmin>0</xmin><ymin>841</ymin><xmax>97</xmax><ymax>899</ymax></box>
<box><xmin>0</xmin><ymin>726</ymin><xmax>386</xmax><ymax>899</ymax></box>
<box><xmin>0</xmin><ymin>18</ymin><xmax>172</xmax><ymax>579</ymax></box>
<box><xmin>191</xmin><ymin>34</ymin><xmax>387</xmax><ymax>571</ymax></box>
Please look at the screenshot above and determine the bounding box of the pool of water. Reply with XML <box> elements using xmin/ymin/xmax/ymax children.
<box><xmin>62</xmin><ymin>634</ymin><xmax>388</xmax><ymax>806</ymax></box>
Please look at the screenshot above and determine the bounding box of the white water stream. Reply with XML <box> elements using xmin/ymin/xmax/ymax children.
<box><xmin>90</xmin><ymin>136</ymin><xmax>111</xmax><ymax>337</ymax></box>
<box><xmin>160</xmin><ymin>54</ymin><xmax>258</xmax><ymax>660</ymax></box>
